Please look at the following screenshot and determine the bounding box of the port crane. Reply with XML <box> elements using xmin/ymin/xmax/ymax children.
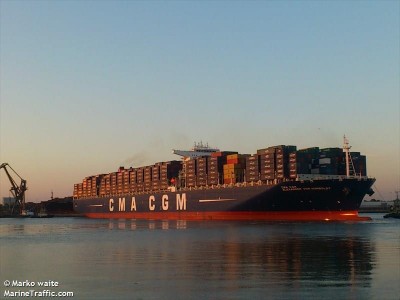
<box><xmin>0</xmin><ymin>163</ymin><xmax>27</xmax><ymax>215</ymax></box>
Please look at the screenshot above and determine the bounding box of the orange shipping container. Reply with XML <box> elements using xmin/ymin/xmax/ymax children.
<box><xmin>223</xmin><ymin>178</ymin><xmax>237</xmax><ymax>184</ymax></box>
<box><xmin>226</xmin><ymin>154</ymin><xmax>239</xmax><ymax>160</ymax></box>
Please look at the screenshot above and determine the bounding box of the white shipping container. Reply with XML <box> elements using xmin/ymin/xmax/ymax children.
<box><xmin>319</xmin><ymin>158</ymin><xmax>331</xmax><ymax>165</ymax></box>
<box><xmin>311</xmin><ymin>168</ymin><xmax>320</xmax><ymax>174</ymax></box>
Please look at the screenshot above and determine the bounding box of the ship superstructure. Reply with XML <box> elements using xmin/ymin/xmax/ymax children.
<box><xmin>173</xmin><ymin>141</ymin><xmax>220</xmax><ymax>158</ymax></box>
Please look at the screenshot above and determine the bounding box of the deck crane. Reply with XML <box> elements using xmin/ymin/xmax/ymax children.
<box><xmin>0</xmin><ymin>163</ymin><xmax>27</xmax><ymax>215</ymax></box>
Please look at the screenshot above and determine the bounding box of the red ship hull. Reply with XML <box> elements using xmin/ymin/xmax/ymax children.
<box><xmin>85</xmin><ymin>210</ymin><xmax>370</xmax><ymax>221</ymax></box>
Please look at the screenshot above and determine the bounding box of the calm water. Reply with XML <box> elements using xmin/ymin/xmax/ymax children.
<box><xmin>1</xmin><ymin>214</ymin><xmax>399</xmax><ymax>300</ymax></box>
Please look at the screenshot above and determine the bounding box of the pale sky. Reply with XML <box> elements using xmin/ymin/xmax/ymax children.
<box><xmin>1</xmin><ymin>0</ymin><xmax>399</xmax><ymax>202</ymax></box>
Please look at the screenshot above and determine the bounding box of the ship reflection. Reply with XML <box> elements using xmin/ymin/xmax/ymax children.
<box><xmin>108</xmin><ymin>219</ymin><xmax>188</xmax><ymax>230</ymax></box>
<box><xmin>222</xmin><ymin>237</ymin><xmax>372</xmax><ymax>286</ymax></box>
<box><xmin>106</xmin><ymin>220</ymin><xmax>374</xmax><ymax>290</ymax></box>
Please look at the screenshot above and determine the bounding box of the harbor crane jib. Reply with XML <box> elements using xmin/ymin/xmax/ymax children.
<box><xmin>0</xmin><ymin>163</ymin><xmax>27</xmax><ymax>215</ymax></box>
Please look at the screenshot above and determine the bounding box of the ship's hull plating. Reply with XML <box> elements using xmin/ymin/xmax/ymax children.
<box><xmin>73</xmin><ymin>178</ymin><xmax>375</xmax><ymax>221</ymax></box>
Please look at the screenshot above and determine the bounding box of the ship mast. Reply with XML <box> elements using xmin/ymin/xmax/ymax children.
<box><xmin>343</xmin><ymin>135</ymin><xmax>357</xmax><ymax>178</ymax></box>
<box><xmin>343</xmin><ymin>135</ymin><xmax>351</xmax><ymax>177</ymax></box>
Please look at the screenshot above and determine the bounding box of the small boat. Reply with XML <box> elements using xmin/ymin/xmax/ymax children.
<box><xmin>383</xmin><ymin>212</ymin><xmax>400</xmax><ymax>219</ymax></box>
<box><xmin>384</xmin><ymin>196</ymin><xmax>400</xmax><ymax>219</ymax></box>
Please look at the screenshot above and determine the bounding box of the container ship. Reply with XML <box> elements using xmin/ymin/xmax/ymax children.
<box><xmin>73</xmin><ymin>137</ymin><xmax>375</xmax><ymax>221</ymax></box>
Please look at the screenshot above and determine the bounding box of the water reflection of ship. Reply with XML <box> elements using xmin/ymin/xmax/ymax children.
<box><xmin>108</xmin><ymin>219</ymin><xmax>188</xmax><ymax>230</ymax></box>
<box><xmin>106</xmin><ymin>220</ymin><xmax>374</xmax><ymax>289</ymax></box>
<box><xmin>190</xmin><ymin>237</ymin><xmax>373</xmax><ymax>288</ymax></box>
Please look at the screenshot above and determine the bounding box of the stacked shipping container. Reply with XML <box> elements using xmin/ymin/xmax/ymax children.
<box><xmin>73</xmin><ymin>161</ymin><xmax>181</xmax><ymax>198</ymax></box>
<box><xmin>257</xmin><ymin>145</ymin><xmax>296</xmax><ymax>181</ymax></box>
<box><xmin>245</xmin><ymin>154</ymin><xmax>259</xmax><ymax>182</ymax></box>
<box><xmin>319</xmin><ymin>148</ymin><xmax>344</xmax><ymax>175</ymax></box>
<box><xmin>289</xmin><ymin>147</ymin><xmax>320</xmax><ymax>178</ymax></box>
<box><xmin>182</xmin><ymin>151</ymin><xmax>237</xmax><ymax>187</ymax></box>
<box><xmin>351</xmin><ymin>155</ymin><xmax>367</xmax><ymax>176</ymax></box>
<box><xmin>73</xmin><ymin>145</ymin><xmax>368</xmax><ymax>198</ymax></box>
<box><xmin>196</xmin><ymin>157</ymin><xmax>208</xmax><ymax>186</ymax></box>
<box><xmin>288</xmin><ymin>147</ymin><xmax>367</xmax><ymax>177</ymax></box>
<box><xmin>223</xmin><ymin>154</ymin><xmax>247</xmax><ymax>184</ymax></box>
<box><xmin>129</xmin><ymin>170</ymin><xmax>136</xmax><ymax>192</ymax></box>
<box><xmin>184</xmin><ymin>158</ymin><xmax>196</xmax><ymax>187</ymax></box>
<box><xmin>207</xmin><ymin>155</ymin><xmax>224</xmax><ymax>185</ymax></box>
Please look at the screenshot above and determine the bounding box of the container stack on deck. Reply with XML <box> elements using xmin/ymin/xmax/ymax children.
<box><xmin>184</xmin><ymin>158</ymin><xmax>197</xmax><ymax>187</ymax></box>
<box><xmin>319</xmin><ymin>148</ymin><xmax>344</xmax><ymax>175</ymax></box>
<box><xmin>196</xmin><ymin>157</ymin><xmax>208</xmax><ymax>186</ymax></box>
<box><xmin>245</xmin><ymin>154</ymin><xmax>259</xmax><ymax>182</ymax></box>
<box><xmin>182</xmin><ymin>151</ymin><xmax>237</xmax><ymax>187</ymax></box>
<box><xmin>161</xmin><ymin>161</ymin><xmax>182</xmax><ymax>189</ymax></box>
<box><xmin>152</xmin><ymin>163</ymin><xmax>160</xmax><ymax>190</ymax></box>
<box><xmin>223</xmin><ymin>154</ymin><xmax>247</xmax><ymax>184</ymax></box>
<box><xmin>207</xmin><ymin>154</ymin><xmax>224</xmax><ymax>185</ymax></box>
<box><xmin>351</xmin><ymin>154</ymin><xmax>367</xmax><ymax>176</ymax></box>
<box><xmin>105</xmin><ymin>174</ymin><xmax>111</xmax><ymax>195</ymax></box>
<box><xmin>74</xmin><ymin>161</ymin><xmax>181</xmax><ymax>198</ymax></box>
<box><xmin>257</xmin><ymin>147</ymin><xmax>275</xmax><ymax>180</ymax></box>
<box><xmin>143</xmin><ymin>166</ymin><xmax>150</xmax><ymax>191</ymax></box>
<box><xmin>256</xmin><ymin>145</ymin><xmax>296</xmax><ymax>181</ymax></box>
<box><xmin>73</xmin><ymin>144</ymin><xmax>368</xmax><ymax>198</ymax></box>
<box><xmin>110</xmin><ymin>172</ymin><xmax>117</xmax><ymax>195</ymax></box>
<box><xmin>117</xmin><ymin>168</ymin><xmax>123</xmax><ymax>194</ymax></box>
<box><xmin>276</xmin><ymin>146</ymin><xmax>297</xmax><ymax>179</ymax></box>
<box><xmin>136</xmin><ymin>167</ymin><xmax>144</xmax><ymax>191</ymax></box>
<box><xmin>129</xmin><ymin>170</ymin><xmax>136</xmax><ymax>192</ymax></box>
<box><xmin>289</xmin><ymin>147</ymin><xmax>320</xmax><ymax>178</ymax></box>
<box><xmin>123</xmin><ymin>169</ymin><xmax>130</xmax><ymax>194</ymax></box>
<box><xmin>288</xmin><ymin>147</ymin><xmax>367</xmax><ymax>177</ymax></box>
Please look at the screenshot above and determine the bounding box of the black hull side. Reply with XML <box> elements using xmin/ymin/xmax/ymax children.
<box><xmin>73</xmin><ymin>178</ymin><xmax>375</xmax><ymax>221</ymax></box>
